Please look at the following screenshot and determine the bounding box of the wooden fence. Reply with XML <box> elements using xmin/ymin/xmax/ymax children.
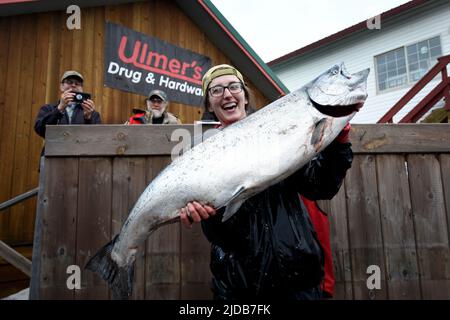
<box><xmin>318</xmin><ymin>124</ymin><xmax>450</xmax><ymax>299</ymax></box>
<box><xmin>30</xmin><ymin>124</ymin><xmax>450</xmax><ymax>299</ymax></box>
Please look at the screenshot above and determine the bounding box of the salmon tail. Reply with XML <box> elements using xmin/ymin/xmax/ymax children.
<box><xmin>85</xmin><ymin>235</ymin><xmax>135</xmax><ymax>300</ymax></box>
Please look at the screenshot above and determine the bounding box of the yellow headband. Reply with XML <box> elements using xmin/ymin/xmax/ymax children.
<box><xmin>202</xmin><ymin>64</ymin><xmax>245</xmax><ymax>95</ymax></box>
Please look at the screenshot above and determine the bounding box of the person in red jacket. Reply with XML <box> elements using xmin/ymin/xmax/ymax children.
<box><xmin>301</xmin><ymin>196</ymin><xmax>335</xmax><ymax>298</ymax></box>
<box><xmin>125</xmin><ymin>89</ymin><xmax>181</xmax><ymax>125</ymax></box>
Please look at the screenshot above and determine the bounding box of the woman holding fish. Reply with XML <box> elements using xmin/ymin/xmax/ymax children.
<box><xmin>87</xmin><ymin>62</ymin><xmax>368</xmax><ymax>300</ymax></box>
<box><xmin>179</xmin><ymin>64</ymin><xmax>359</xmax><ymax>300</ymax></box>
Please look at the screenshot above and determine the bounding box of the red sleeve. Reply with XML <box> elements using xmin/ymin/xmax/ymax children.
<box><xmin>301</xmin><ymin>195</ymin><xmax>335</xmax><ymax>298</ymax></box>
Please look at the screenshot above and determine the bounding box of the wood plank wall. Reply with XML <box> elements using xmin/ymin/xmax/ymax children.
<box><xmin>37</xmin><ymin>156</ymin><xmax>212</xmax><ymax>299</ymax></box>
<box><xmin>317</xmin><ymin>125</ymin><xmax>450</xmax><ymax>300</ymax></box>
<box><xmin>319</xmin><ymin>153</ymin><xmax>450</xmax><ymax>299</ymax></box>
<box><xmin>0</xmin><ymin>0</ymin><xmax>271</xmax><ymax>245</ymax></box>
<box><xmin>31</xmin><ymin>124</ymin><xmax>450</xmax><ymax>299</ymax></box>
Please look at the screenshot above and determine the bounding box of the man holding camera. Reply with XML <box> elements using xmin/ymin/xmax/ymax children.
<box><xmin>34</xmin><ymin>70</ymin><xmax>101</xmax><ymax>141</ymax></box>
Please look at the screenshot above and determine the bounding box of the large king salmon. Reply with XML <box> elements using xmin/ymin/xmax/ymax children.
<box><xmin>86</xmin><ymin>63</ymin><xmax>369</xmax><ymax>299</ymax></box>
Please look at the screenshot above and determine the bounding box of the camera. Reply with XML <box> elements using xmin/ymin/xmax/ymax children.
<box><xmin>72</xmin><ymin>91</ymin><xmax>91</xmax><ymax>104</ymax></box>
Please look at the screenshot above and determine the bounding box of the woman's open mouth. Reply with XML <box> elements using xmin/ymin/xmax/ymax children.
<box><xmin>222</xmin><ymin>102</ymin><xmax>237</xmax><ymax>113</ymax></box>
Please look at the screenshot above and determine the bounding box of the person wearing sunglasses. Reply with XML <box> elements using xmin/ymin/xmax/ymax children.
<box><xmin>125</xmin><ymin>89</ymin><xmax>181</xmax><ymax>125</ymax></box>
<box><xmin>179</xmin><ymin>64</ymin><xmax>354</xmax><ymax>300</ymax></box>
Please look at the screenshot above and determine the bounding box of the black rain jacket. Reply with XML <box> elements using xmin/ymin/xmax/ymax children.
<box><xmin>201</xmin><ymin>140</ymin><xmax>353</xmax><ymax>300</ymax></box>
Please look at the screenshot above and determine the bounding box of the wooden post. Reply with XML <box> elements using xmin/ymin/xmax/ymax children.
<box><xmin>29</xmin><ymin>156</ymin><xmax>46</xmax><ymax>299</ymax></box>
<box><xmin>442</xmin><ymin>68</ymin><xmax>450</xmax><ymax>111</ymax></box>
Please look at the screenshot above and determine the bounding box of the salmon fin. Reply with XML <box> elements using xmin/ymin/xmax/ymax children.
<box><xmin>221</xmin><ymin>186</ymin><xmax>246</xmax><ymax>222</ymax></box>
<box><xmin>311</xmin><ymin>118</ymin><xmax>329</xmax><ymax>150</ymax></box>
<box><xmin>222</xmin><ymin>199</ymin><xmax>245</xmax><ymax>222</ymax></box>
<box><xmin>85</xmin><ymin>235</ymin><xmax>135</xmax><ymax>300</ymax></box>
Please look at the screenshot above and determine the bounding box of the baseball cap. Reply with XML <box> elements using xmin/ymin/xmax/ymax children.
<box><xmin>61</xmin><ymin>70</ymin><xmax>84</xmax><ymax>83</ymax></box>
<box><xmin>147</xmin><ymin>89</ymin><xmax>168</xmax><ymax>101</ymax></box>
<box><xmin>202</xmin><ymin>64</ymin><xmax>245</xmax><ymax>95</ymax></box>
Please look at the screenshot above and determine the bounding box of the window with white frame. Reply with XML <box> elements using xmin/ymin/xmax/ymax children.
<box><xmin>375</xmin><ymin>36</ymin><xmax>442</xmax><ymax>92</ymax></box>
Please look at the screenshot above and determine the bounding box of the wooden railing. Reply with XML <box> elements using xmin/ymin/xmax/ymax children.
<box><xmin>0</xmin><ymin>188</ymin><xmax>37</xmax><ymax>277</ymax></box>
<box><xmin>378</xmin><ymin>54</ymin><xmax>450</xmax><ymax>123</ymax></box>
<box><xmin>0</xmin><ymin>241</ymin><xmax>31</xmax><ymax>277</ymax></box>
<box><xmin>0</xmin><ymin>188</ymin><xmax>38</xmax><ymax>212</ymax></box>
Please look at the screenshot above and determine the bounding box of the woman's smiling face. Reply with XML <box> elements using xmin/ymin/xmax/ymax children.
<box><xmin>207</xmin><ymin>75</ymin><xmax>248</xmax><ymax>126</ymax></box>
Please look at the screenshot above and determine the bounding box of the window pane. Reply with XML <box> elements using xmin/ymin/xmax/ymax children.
<box><xmin>406</xmin><ymin>36</ymin><xmax>442</xmax><ymax>83</ymax></box>
<box><xmin>412</xmin><ymin>68</ymin><xmax>427</xmax><ymax>81</ymax></box>
<box><xmin>407</xmin><ymin>44</ymin><xmax>417</xmax><ymax>55</ymax></box>
<box><xmin>388</xmin><ymin>70</ymin><xmax>397</xmax><ymax>77</ymax></box>
<box><xmin>396</xmin><ymin>48</ymin><xmax>405</xmax><ymax>60</ymax></box>
<box><xmin>401</xmin><ymin>75</ymin><xmax>407</xmax><ymax>84</ymax></box>
<box><xmin>419</xmin><ymin>45</ymin><xmax>429</xmax><ymax>59</ymax></box>
<box><xmin>378</xmin><ymin>63</ymin><xmax>387</xmax><ymax>73</ymax></box>
<box><xmin>408</xmin><ymin>53</ymin><xmax>418</xmax><ymax>64</ymax></box>
<box><xmin>409</xmin><ymin>62</ymin><xmax>418</xmax><ymax>71</ymax></box>
<box><xmin>419</xmin><ymin>70</ymin><xmax>427</xmax><ymax>79</ymax></box>
<box><xmin>418</xmin><ymin>40</ymin><xmax>428</xmax><ymax>50</ymax></box>
<box><xmin>387</xmin><ymin>61</ymin><xmax>396</xmax><ymax>71</ymax></box>
<box><xmin>419</xmin><ymin>60</ymin><xmax>429</xmax><ymax>70</ymax></box>
<box><xmin>430</xmin><ymin>46</ymin><xmax>442</xmax><ymax>59</ymax></box>
<box><xmin>388</xmin><ymin>79</ymin><xmax>398</xmax><ymax>88</ymax></box>
<box><xmin>376</xmin><ymin>47</ymin><xmax>407</xmax><ymax>91</ymax></box>
<box><xmin>429</xmin><ymin>36</ymin><xmax>440</xmax><ymax>48</ymax></box>
<box><xmin>386</xmin><ymin>51</ymin><xmax>395</xmax><ymax>62</ymax></box>
<box><xmin>377</xmin><ymin>55</ymin><xmax>386</xmax><ymax>65</ymax></box>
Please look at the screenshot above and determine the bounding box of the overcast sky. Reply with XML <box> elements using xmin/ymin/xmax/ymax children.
<box><xmin>210</xmin><ymin>0</ymin><xmax>411</xmax><ymax>62</ymax></box>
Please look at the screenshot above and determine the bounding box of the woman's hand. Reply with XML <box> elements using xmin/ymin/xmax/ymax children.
<box><xmin>180</xmin><ymin>201</ymin><xmax>216</xmax><ymax>228</ymax></box>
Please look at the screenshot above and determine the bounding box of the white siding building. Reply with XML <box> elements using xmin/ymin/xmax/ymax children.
<box><xmin>269</xmin><ymin>0</ymin><xmax>450</xmax><ymax>123</ymax></box>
